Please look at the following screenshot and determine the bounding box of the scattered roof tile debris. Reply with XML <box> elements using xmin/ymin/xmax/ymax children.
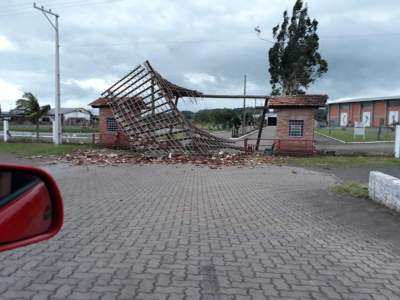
<box><xmin>56</xmin><ymin>149</ymin><xmax>283</xmax><ymax>168</ymax></box>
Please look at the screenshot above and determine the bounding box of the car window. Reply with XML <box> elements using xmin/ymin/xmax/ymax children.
<box><xmin>0</xmin><ymin>171</ymin><xmax>42</xmax><ymax>208</ymax></box>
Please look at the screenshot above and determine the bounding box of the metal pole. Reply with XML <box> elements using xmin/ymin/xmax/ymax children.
<box><xmin>33</xmin><ymin>2</ymin><xmax>61</xmax><ymax>145</ymax></box>
<box><xmin>55</xmin><ymin>15</ymin><xmax>61</xmax><ymax>144</ymax></box>
<box><xmin>241</xmin><ymin>75</ymin><xmax>247</xmax><ymax>135</ymax></box>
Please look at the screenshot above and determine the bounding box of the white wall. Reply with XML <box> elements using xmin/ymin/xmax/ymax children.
<box><xmin>369</xmin><ymin>171</ymin><xmax>400</xmax><ymax>211</ymax></box>
<box><xmin>64</xmin><ymin>111</ymin><xmax>90</xmax><ymax>121</ymax></box>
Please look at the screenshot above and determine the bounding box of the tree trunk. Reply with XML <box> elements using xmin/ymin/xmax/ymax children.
<box><xmin>36</xmin><ymin>121</ymin><xmax>39</xmax><ymax>142</ymax></box>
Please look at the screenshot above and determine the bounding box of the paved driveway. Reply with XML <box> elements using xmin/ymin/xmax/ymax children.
<box><xmin>1</xmin><ymin>163</ymin><xmax>400</xmax><ymax>300</ymax></box>
<box><xmin>214</xmin><ymin>127</ymin><xmax>277</xmax><ymax>150</ymax></box>
<box><xmin>315</xmin><ymin>134</ymin><xmax>394</xmax><ymax>155</ymax></box>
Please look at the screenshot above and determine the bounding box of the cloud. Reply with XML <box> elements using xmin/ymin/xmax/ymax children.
<box><xmin>63</xmin><ymin>78</ymin><xmax>113</xmax><ymax>93</ymax></box>
<box><xmin>1</xmin><ymin>0</ymin><xmax>400</xmax><ymax>109</ymax></box>
<box><xmin>0</xmin><ymin>35</ymin><xmax>16</xmax><ymax>51</ymax></box>
<box><xmin>0</xmin><ymin>79</ymin><xmax>23</xmax><ymax>111</ymax></box>
<box><xmin>184</xmin><ymin>73</ymin><xmax>217</xmax><ymax>86</ymax></box>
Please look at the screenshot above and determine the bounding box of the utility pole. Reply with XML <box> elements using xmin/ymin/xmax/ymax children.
<box><xmin>241</xmin><ymin>75</ymin><xmax>247</xmax><ymax>135</ymax></box>
<box><xmin>33</xmin><ymin>2</ymin><xmax>61</xmax><ymax>145</ymax></box>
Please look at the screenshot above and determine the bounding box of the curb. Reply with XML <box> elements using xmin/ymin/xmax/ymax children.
<box><xmin>230</xmin><ymin>129</ymin><xmax>260</xmax><ymax>141</ymax></box>
<box><xmin>316</xmin><ymin>131</ymin><xmax>395</xmax><ymax>145</ymax></box>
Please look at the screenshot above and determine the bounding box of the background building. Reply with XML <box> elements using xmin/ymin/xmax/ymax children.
<box><xmin>328</xmin><ymin>96</ymin><xmax>400</xmax><ymax>127</ymax></box>
<box><xmin>40</xmin><ymin>108</ymin><xmax>94</xmax><ymax>126</ymax></box>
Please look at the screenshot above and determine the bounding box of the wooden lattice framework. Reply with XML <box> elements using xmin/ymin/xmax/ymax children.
<box><xmin>101</xmin><ymin>61</ymin><xmax>241</xmax><ymax>155</ymax></box>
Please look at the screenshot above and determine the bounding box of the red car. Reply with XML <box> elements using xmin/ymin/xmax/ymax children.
<box><xmin>0</xmin><ymin>164</ymin><xmax>63</xmax><ymax>252</ymax></box>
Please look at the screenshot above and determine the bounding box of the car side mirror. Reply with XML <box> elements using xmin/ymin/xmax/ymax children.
<box><xmin>0</xmin><ymin>164</ymin><xmax>64</xmax><ymax>252</ymax></box>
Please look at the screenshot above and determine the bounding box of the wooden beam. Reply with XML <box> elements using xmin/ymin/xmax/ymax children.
<box><xmin>198</xmin><ymin>94</ymin><xmax>268</xmax><ymax>99</ymax></box>
<box><xmin>256</xmin><ymin>98</ymin><xmax>269</xmax><ymax>151</ymax></box>
<box><xmin>101</xmin><ymin>65</ymin><xmax>143</xmax><ymax>96</ymax></box>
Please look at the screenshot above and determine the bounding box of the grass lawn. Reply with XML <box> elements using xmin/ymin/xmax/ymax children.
<box><xmin>332</xmin><ymin>181</ymin><xmax>369</xmax><ymax>198</ymax></box>
<box><xmin>0</xmin><ymin>142</ymin><xmax>92</xmax><ymax>156</ymax></box>
<box><xmin>287</xmin><ymin>155</ymin><xmax>400</xmax><ymax>168</ymax></box>
<box><xmin>316</xmin><ymin>128</ymin><xmax>395</xmax><ymax>142</ymax></box>
<box><xmin>0</xmin><ymin>125</ymin><xmax>98</xmax><ymax>133</ymax></box>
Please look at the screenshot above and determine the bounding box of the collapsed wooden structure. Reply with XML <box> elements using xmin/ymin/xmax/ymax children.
<box><xmin>101</xmin><ymin>61</ymin><xmax>249</xmax><ymax>155</ymax></box>
<box><xmin>99</xmin><ymin>60</ymin><xmax>327</xmax><ymax>156</ymax></box>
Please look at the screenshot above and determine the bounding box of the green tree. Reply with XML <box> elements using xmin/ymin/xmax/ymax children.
<box><xmin>193</xmin><ymin>109</ymin><xmax>240</xmax><ymax>129</ymax></box>
<box><xmin>16</xmin><ymin>92</ymin><xmax>50</xmax><ymax>141</ymax></box>
<box><xmin>181</xmin><ymin>110</ymin><xmax>195</xmax><ymax>120</ymax></box>
<box><xmin>315</xmin><ymin>107</ymin><xmax>327</xmax><ymax>122</ymax></box>
<box><xmin>268</xmin><ymin>0</ymin><xmax>328</xmax><ymax>95</ymax></box>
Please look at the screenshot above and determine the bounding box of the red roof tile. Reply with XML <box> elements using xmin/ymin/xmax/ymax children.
<box><xmin>268</xmin><ymin>95</ymin><xmax>328</xmax><ymax>108</ymax></box>
<box><xmin>89</xmin><ymin>97</ymin><xmax>109</xmax><ymax>108</ymax></box>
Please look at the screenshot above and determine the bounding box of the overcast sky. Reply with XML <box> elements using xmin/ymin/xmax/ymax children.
<box><xmin>1</xmin><ymin>0</ymin><xmax>400</xmax><ymax>112</ymax></box>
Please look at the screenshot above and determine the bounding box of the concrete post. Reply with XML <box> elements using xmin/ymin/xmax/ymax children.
<box><xmin>395</xmin><ymin>125</ymin><xmax>400</xmax><ymax>159</ymax></box>
<box><xmin>3</xmin><ymin>119</ymin><xmax>9</xmax><ymax>142</ymax></box>
<box><xmin>52</xmin><ymin>118</ymin><xmax>58</xmax><ymax>144</ymax></box>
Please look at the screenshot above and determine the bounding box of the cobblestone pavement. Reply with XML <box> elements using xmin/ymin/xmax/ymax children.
<box><xmin>1</xmin><ymin>163</ymin><xmax>400</xmax><ymax>300</ymax></box>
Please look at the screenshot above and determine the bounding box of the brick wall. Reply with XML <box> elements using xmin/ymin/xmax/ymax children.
<box><xmin>99</xmin><ymin>107</ymin><xmax>130</xmax><ymax>148</ymax></box>
<box><xmin>329</xmin><ymin>104</ymin><xmax>339</xmax><ymax>126</ymax></box>
<box><xmin>373</xmin><ymin>101</ymin><xmax>387</xmax><ymax>127</ymax></box>
<box><xmin>351</xmin><ymin>103</ymin><xmax>361</xmax><ymax>125</ymax></box>
<box><xmin>275</xmin><ymin>108</ymin><xmax>315</xmax><ymax>154</ymax></box>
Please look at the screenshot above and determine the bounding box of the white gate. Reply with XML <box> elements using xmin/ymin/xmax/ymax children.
<box><xmin>362</xmin><ymin>111</ymin><xmax>371</xmax><ymax>127</ymax></box>
<box><xmin>389</xmin><ymin>111</ymin><xmax>399</xmax><ymax>125</ymax></box>
<box><xmin>340</xmin><ymin>112</ymin><xmax>348</xmax><ymax>127</ymax></box>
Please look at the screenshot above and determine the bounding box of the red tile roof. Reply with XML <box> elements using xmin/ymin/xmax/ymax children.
<box><xmin>89</xmin><ymin>97</ymin><xmax>109</xmax><ymax>108</ymax></box>
<box><xmin>268</xmin><ymin>95</ymin><xmax>328</xmax><ymax>108</ymax></box>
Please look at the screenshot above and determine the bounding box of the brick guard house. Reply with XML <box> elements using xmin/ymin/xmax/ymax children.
<box><xmin>90</xmin><ymin>97</ymin><xmax>130</xmax><ymax>148</ymax></box>
<box><xmin>268</xmin><ymin>95</ymin><xmax>328</xmax><ymax>155</ymax></box>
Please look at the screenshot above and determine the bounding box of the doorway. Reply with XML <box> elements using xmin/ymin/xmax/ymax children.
<box><xmin>267</xmin><ymin>117</ymin><xmax>277</xmax><ymax>126</ymax></box>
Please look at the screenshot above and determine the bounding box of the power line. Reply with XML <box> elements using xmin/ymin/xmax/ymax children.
<box><xmin>0</xmin><ymin>0</ymin><xmax>128</xmax><ymax>17</ymax></box>
<box><xmin>62</xmin><ymin>37</ymin><xmax>269</xmax><ymax>49</ymax></box>
<box><xmin>254</xmin><ymin>26</ymin><xmax>274</xmax><ymax>44</ymax></box>
<box><xmin>0</xmin><ymin>0</ymin><xmax>118</xmax><ymax>10</ymax></box>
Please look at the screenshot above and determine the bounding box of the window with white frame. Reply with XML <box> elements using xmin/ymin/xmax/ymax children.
<box><xmin>106</xmin><ymin>118</ymin><xmax>118</xmax><ymax>132</ymax></box>
<box><xmin>288</xmin><ymin>120</ymin><xmax>304</xmax><ymax>137</ymax></box>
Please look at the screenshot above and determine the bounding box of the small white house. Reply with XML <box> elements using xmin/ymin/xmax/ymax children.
<box><xmin>41</xmin><ymin>108</ymin><xmax>93</xmax><ymax>126</ymax></box>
